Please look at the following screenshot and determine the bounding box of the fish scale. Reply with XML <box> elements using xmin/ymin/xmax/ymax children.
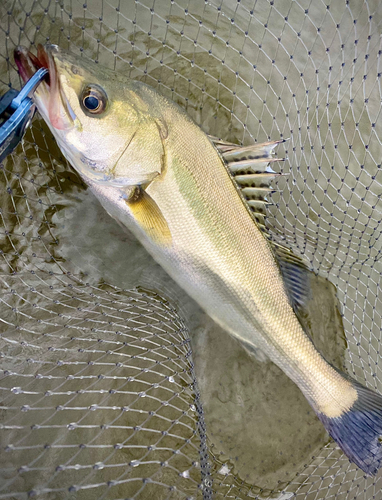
<box><xmin>99</xmin><ymin>93</ymin><xmax>356</xmax><ymax>416</ymax></box>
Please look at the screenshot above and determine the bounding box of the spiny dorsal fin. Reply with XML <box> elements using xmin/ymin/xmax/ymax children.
<box><xmin>209</xmin><ymin>136</ymin><xmax>286</xmax><ymax>230</ymax></box>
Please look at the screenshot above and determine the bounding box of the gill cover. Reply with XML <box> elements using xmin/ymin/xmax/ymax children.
<box><xmin>110</xmin><ymin>115</ymin><xmax>168</xmax><ymax>187</ymax></box>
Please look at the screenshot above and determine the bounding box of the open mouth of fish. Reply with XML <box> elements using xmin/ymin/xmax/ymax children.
<box><xmin>14</xmin><ymin>44</ymin><xmax>75</xmax><ymax>130</ymax></box>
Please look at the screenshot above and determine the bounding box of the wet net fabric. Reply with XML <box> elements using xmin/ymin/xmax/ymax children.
<box><xmin>1</xmin><ymin>0</ymin><xmax>382</xmax><ymax>499</ymax></box>
<box><xmin>0</xmin><ymin>282</ymin><xmax>210</xmax><ymax>499</ymax></box>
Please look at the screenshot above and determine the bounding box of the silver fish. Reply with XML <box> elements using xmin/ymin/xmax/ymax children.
<box><xmin>14</xmin><ymin>44</ymin><xmax>382</xmax><ymax>474</ymax></box>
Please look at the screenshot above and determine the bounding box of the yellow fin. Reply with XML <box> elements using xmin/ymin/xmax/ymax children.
<box><xmin>126</xmin><ymin>187</ymin><xmax>172</xmax><ymax>246</ymax></box>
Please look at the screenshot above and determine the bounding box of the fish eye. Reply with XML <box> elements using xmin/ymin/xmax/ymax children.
<box><xmin>81</xmin><ymin>85</ymin><xmax>107</xmax><ymax>115</ymax></box>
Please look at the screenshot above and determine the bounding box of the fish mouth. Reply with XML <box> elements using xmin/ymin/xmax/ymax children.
<box><xmin>14</xmin><ymin>44</ymin><xmax>75</xmax><ymax>130</ymax></box>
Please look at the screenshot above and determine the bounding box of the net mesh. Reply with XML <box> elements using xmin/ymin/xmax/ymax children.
<box><xmin>0</xmin><ymin>0</ymin><xmax>382</xmax><ymax>498</ymax></box>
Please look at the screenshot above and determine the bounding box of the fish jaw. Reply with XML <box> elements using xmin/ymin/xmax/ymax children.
<box><xmin>14</xmin><ymin>44</ymin><xmax>77</xmax><ymax>131</ymax></box>
<box><xmin>14</xmin><ymin>45</ymin><xmax>113</xmax><ymax>180</ymax></box>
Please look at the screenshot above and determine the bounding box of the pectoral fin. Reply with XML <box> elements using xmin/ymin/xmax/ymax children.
<box><xmin>125</xmin><ymin>186</ymin><xmax>172</xmax><ymax>246</ymax></box>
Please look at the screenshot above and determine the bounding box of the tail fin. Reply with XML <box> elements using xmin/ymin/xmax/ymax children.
<box><xmin>317</xmin><ymin>379</ymin><xmax>382</xmax><ymax>474</ymax></box>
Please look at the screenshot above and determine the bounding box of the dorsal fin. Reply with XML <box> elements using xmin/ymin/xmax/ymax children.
<box><xmin>209</xmin><ymin>136</ymin><xmax>286</xmax><ymax>231</ymax></box>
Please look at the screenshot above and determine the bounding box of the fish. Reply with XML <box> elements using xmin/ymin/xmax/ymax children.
<box><xmin>14</xmin><ymin>43</ymin><xmax>382</xmax><ymax>475</ymax></box>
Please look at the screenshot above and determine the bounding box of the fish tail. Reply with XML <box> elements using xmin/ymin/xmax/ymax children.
<box><xmin>316</xmin><ymin>377</ymin><xmax>382</xmax><ymax>474</ymax></box>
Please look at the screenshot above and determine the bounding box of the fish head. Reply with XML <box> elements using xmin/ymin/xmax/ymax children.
<box><xmin>14</xmin><ymin>44</ymin><xmax>167</xmax><ymax>188</ymax></box>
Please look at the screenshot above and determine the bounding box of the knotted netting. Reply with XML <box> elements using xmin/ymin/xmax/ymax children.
<box><xmin>1</xmin><ymin>0</ymin><xmax>382</xmax><ymax>499</ymax></box>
